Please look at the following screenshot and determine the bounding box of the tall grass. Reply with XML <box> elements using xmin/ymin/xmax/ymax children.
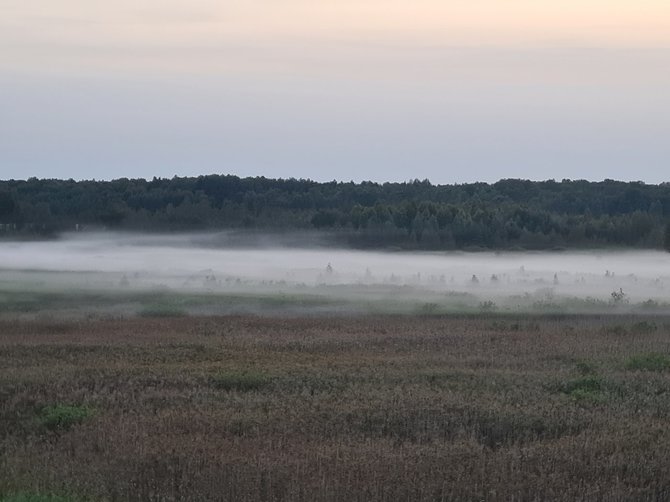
<box><xmin>2</xmin><ymin>315</ymin><xmax>670</xmax><ymax>500</ymax></box>
<box><xmin>625</xmin><ymin>352</ymin><xmax>670</xmax><ymax>371</ymax></box>
<box><xmin>209</xmin><ymin>371</ymin><xmax>271</xmax><ymax>391</ymax></box>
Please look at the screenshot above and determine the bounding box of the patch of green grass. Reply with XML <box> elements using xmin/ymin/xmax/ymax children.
<box><xmin>557</xmin><ymin>376</ymin><xmax>605</xmax><ymax>402</ymax></box>
<box><xmin>625</xmin><ymin>353</ymin><xmax>670</xmax><ymax>372</ymax></box>
<box><xmin>39</xmin><ymin>405</ymin><xmax>94</xmax><ymax>431</ymax></box>
<box><xmin>209</xmin><ymin>371</ymin><xmax>271</xmax><ymax>392</ymax></box>
<box><xmin>138</xmin><ymin>303</ymin><xmax>188</xmax><ymax>318</ymax></box>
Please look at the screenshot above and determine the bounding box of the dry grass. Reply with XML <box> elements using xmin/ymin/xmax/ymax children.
<box><xmin>2</xmin><ymin>315</ymin><xmax>670</xmax><ymax>501</ymax></box>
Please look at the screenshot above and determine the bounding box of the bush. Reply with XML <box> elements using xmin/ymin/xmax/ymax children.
<box><xmin>478</xmin><ymin>300</ymin><xmax>496</xmax><ymax>313</ymax></box>
<box><xmin>625</xmin><ymin>353</ymin><xmax>670</xmax><ymax>372</ymax></box>
<box><xmin>39</xmin><ymin>405</ymin><xmax>93</xmax><ymax>431</ymax></box>
<box><xmin>610</xmin><ymin>289</ymin><xmax>628</xmax><ymax>305</ymax></box>
<box><xmin>209</xmin><ymin>371</ymin><xmax>271</xmax><ymax>392</ymax></box>
<box><xmin>418</xmin><ymin>302</ymin><xmax>440</xmax><ymax>315</ymax></box>
<box><xmin>557</xmin><ymin>376</ymin><xmax>605</xmax><ymax>401</ymax></box>
<box><xmin>639</xmin><ymin>299</ymin><xmax>661</xmax><ymax>310</ymax></box>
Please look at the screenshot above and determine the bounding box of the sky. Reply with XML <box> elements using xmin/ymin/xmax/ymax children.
<box><xmin>1</xmin><ymin>0</ymin><xmax>669</xmax><ymax>184</ymax></box>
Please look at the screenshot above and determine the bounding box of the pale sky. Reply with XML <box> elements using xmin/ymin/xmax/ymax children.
<box><xmin>1</xmin><ymin>0</ymin><xmax>669</xmax><ymax>183</ymax></box>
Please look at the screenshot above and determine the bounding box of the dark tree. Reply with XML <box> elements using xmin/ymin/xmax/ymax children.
<box><xmin>2</xmin><ymin>176</ymin><xmax>670</xmax><ymax>251</ymax></box>
<box><xmin>0</xmin><ymin>191</ymin><xmax>15</xmax><ymax>220</ymax></box>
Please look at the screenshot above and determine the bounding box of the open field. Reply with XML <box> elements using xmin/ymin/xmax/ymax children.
<box><xmin>2</xmin><ymin>315</ymin><xmax>670</xmax><ymax>501</ymax></box>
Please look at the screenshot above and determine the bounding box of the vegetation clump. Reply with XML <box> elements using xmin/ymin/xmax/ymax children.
<box><xmin>138</xmin><ymin>303</ymin><xmax>188</xmax><ymax>318</ymax></box>
<box><xmin>625</xmin><ymin>353</ymin><xmax>670</xmax><ymax>372</ymax></box>
<box><xmin>610</xmin><ymin>288</ymin><xmax>628</xmax><ymax>306</ymax></box>
<box><xmin>478</xmin><ymin>300</ymin><xmax>496</xmax><ymax>312</ymax></box>
<box><xmin>38</xmin><ymin>405</ymin><xmax>93</xmax><ymax>432</ymax></box>
<box><xmin>557</xmin><ymin>376</ymin><xmax>605</xmax><ymax>401</ymax></box>
<box><xmin>209</xmin><ymin>371</ymin><xmax>271</xmax><ymax>392</ymax></box>
<box><xmin>630</xmin><ymin>321</ymin><xmax>657</xmax><ymax>334</ymax></box>
<box><xmin>5</xmin><ymin>315</ymin><xmax>670</xmax><ymax>500</ymax></box>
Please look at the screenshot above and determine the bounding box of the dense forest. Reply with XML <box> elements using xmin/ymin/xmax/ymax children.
<box><xmin>1</xmin><ymin>176</ymin><xmax>670</xmax><ymax>251</ymax></box>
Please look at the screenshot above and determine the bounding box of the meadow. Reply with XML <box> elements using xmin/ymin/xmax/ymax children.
<box><xmin>2</xmin><ymin>314</ymin><xmax>670</xmax><ymax>501</ymax></box>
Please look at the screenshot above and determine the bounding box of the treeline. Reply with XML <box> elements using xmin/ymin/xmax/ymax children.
<box><xmin>1</xmin><ymin>176</ymin><xmax>670</xmax><ymax>250</ymax></box>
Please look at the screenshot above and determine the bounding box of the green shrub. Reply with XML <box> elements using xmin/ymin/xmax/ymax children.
<box><xmin>557</xmin><ymin>376</ymin><xmax>605</xmax><ymax>401</ymax></box>
<box><xmin>625</xmin><ymin>353</ymin><xmax>670</xmax><ymax>372</ymax></box>
<box><xmin>418</xmin><ymin>303</ymin><xmax>440</xmax><ymax>315</ymax></box>
<box><xmin>209</xmin><ymin>371</ymin><xmax>271</xmax><ymax>392</ymax></box>
<box><xmin>639</xmin><ymin>299</ymin><xmax>660</xmax><ymax>310</ymax></box>
<box><xmin>39</xmin><ymin>405</ymin><xmax>93</xmax><ymax>431</ymax></box>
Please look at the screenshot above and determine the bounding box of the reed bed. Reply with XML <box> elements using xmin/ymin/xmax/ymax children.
<box><xmin>2</xmin><ymin>315</ymin><xmax>670</xmax><ymax>501</ymax></box>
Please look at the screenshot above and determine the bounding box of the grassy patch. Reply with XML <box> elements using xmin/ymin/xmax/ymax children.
<box><xmin>209</xmin><ymin>371</ymin><xmax>271</xmax><ymax>392</ymax></box>
<box><xmin>39</xmin><ymin>405</ymin><xmax>94</xmax><ymax>431</ymax></box>
<box><xmin>556</xmin><ymin>376</ymin><xmax>605</xmax><ymax>401</ymax></box>
<box><xmin>630</xmin><ymin>321</ymin><xmax>657</xmax><ymax>334</ymax></box>
<box><xmin>138</xmin><ymin>303</ymin><xmax>188</xmax><ymax>318</ymax></box>
<box><xmin>5</xmin><ymin>315</ymin><xmax>670</xmax><ymax>500</ymax></box>
<box><xmin>355</xmin><ymin>407</ymin><xmax>582</xmax><ymax>448</ymax></box>
<box><xmin>625</xmin><ymin>353</ymin><xmax>670</xmax><ymax>372</ymax></box>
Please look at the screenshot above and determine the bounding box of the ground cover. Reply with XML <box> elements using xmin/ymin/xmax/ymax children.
<box><xmin>2</xmin><ymin>315</ymin><xmax>670</xmax><ymax>500</ymax></box>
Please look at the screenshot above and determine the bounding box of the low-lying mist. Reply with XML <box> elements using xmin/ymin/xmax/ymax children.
<box><xmin>1</xmin><ymin>232</ymin><xmax>669</xmax><ymax>317</ymax></box>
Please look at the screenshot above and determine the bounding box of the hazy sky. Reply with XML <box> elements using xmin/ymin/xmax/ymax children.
<box><xmin>2</xmin><ymin>0</ymin><xmax>669</xmax><ymax>183</ymax></box>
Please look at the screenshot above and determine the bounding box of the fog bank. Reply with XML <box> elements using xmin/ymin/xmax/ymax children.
<box><xmin>1</xmin><ymin>233</ymin><xmax>669</xmax><ymax>316</ymax></box>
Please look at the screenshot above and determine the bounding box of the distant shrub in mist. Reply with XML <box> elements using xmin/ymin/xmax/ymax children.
<box><xmin>138</xmin><ymin>303</ymin><xmax>187</xmax><ymax>318</ymax></box>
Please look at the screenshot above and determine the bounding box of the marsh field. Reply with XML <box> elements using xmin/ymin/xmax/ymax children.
<box><xmin>2</xmin><ymin>235</ymin><xmax>670</xmax><ymax>501</ymax></box>
<box><xmin>3</xmin><ymin>315</ymin><xmax>670</xmax><ymax>501</ymax></box>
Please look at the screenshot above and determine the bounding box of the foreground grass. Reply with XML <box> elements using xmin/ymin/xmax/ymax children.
<box><xmin>0</xmin><ymin>495</ymin><xmax>79</xmax><ymax>502</ymax></box>
<box><xmin>2</xmin><ymin>315</ymin><xmax>670</xmax><ymax>501</ymax></box>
